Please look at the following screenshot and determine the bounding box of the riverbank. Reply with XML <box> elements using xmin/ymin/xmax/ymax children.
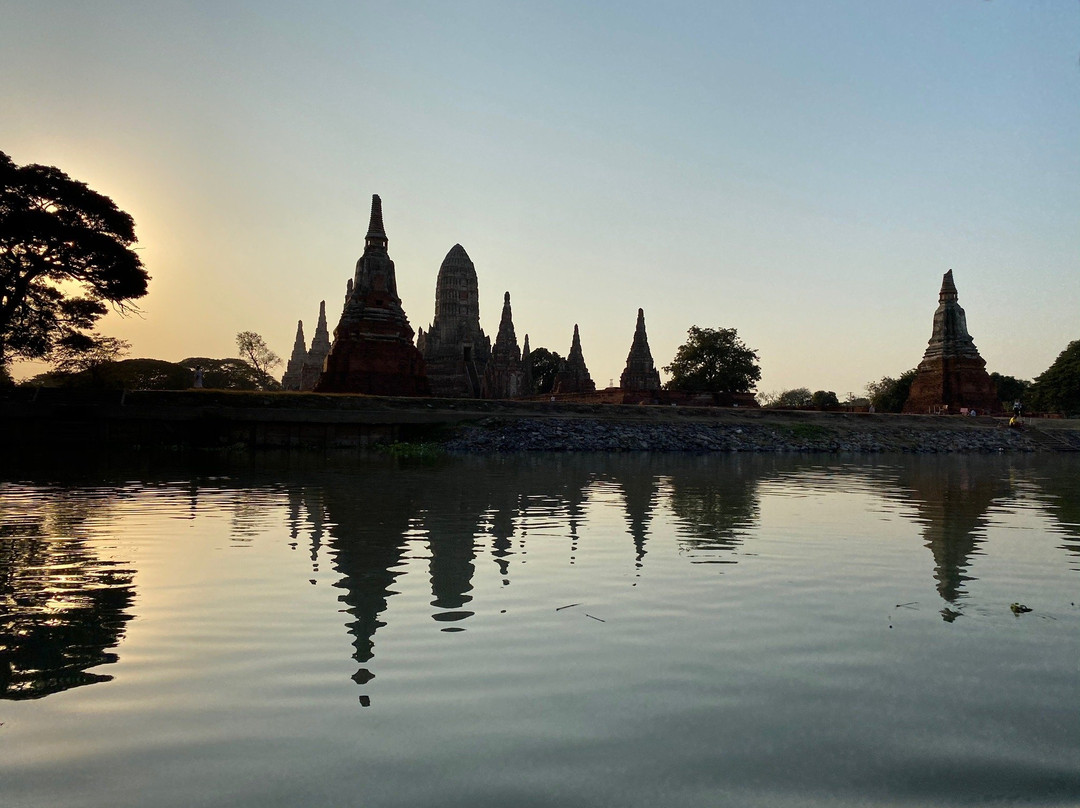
<box><xmin>3</xmin><ymin>388</ymin><xmax>1078</xmax><ymax>454</ymax></box>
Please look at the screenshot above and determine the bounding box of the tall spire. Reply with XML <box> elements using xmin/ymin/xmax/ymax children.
<box><xmin>282</xmin><ymin>320</ymin><xmax>308</xmax><ymax>390</ymax></box>
<box><xmin>481</xmin><ymin>291</ymin><xmax>524</xmax><ymax>398</ymax></box>
<box><xmin>939</xmin><ymin>269</ymin><xmax>958</xmax><ymax>302</ymax></box>
<box><xmin>495</xmin><ymin>291</ymin><xmax>518</xmax><ymax>348</ymax></box>
<box><xmin>521</xmin><ymin>333</ymin><xmax>533</xmax><ymax>395</ymax></box>
<box><xmin>554</xmin><ymin>323</ymin><xmax>596</xmax><ymax>394</ymax></box>
<box><xmin>365</xmin><ymin>194</ymin><xmax>387</xmax><ymax>250</ymax></box>
<box><xmin>620</xmin><ymin>308</ymin><xmax>661</xmax><ymax>392</ymax></box>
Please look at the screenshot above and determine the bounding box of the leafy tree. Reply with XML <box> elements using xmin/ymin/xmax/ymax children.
<box><xmin>235</xmin><ymin>331</ymin><xmax>281</xmax><ymax>377</ymax></box>
<box><xmin>811</xmin><ymin>390</ymin><xmax>839</xmax><ymax>410</ymax></box>
<box><xmin>663</xmin><ymin>326</ymin><xmax>761</xmax><ymax>394</ymax></box>
<box><xmin>182</xmin><ymin>357</ymin><xmax>281</xmax><ymax>391</ymax></box>
<box><xmin>865</xmin><ymin>369</ymin><xmax>917</xmax><ymax>413</ymax></box>
<box><xmin>989</xmin><ymin>372</ymin><xmax>1030</xmax><ymax>408</ymax></box>
<box><xmin>1027</xmin><ymin>340</ymin><xmax>1080</xmax><ymax>415</ymax></box>
<box><xmin>763</xmin><ymin>387</ymin><xmax>812</xmax><ymax>408</ymax></box>
<box><xmin>0</xmin><ymin>151</ymin><xmax>148</xmax><ymax>378</ymax></box>
<box><xmin>528</xmin><ymin>347</ymin><xmax>563</xmax><ymax>394</ymax></box>
<box><xmin>23</xmin><ymin>357</ymin><xmax>190</xmax><ymax>390</ymax></box>
<box><xmin>51</xmin><ymin>333</ymin><xmax>130</xmax><ymax>374</ymax></box>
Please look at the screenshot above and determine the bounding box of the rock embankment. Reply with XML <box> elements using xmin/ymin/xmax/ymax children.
<box><xmin>445</xmin><ymin>417</ymin><xmax>1065</xmax><ymax>453</ymax></box>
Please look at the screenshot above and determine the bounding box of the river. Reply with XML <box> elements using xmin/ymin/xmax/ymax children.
<box><xmin>2</xmin><ymin>452</ymin><xmax>1078</xmax><ymax>807</ymax></box>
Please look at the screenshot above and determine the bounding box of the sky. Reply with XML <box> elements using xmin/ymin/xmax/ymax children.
<box><xmin>3</xmin><ymin>0</ymin><xmax>1078</xmax><ymax>396</ymax></box>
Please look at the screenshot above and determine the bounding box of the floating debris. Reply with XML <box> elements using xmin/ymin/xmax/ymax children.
<box><xmin>1010</xmin><ymin>603</ymin><xmax>1033</xmax><ymax>614</ymax></box>
<box><xmin>585</xmin><ymin>613</ymin><xmax>606</xmax><ymax>623</ymax></box>
<box><xmin>556</xmin><ymin>603</ymin><xmax>581</xmax><ymax>611</ymax></box>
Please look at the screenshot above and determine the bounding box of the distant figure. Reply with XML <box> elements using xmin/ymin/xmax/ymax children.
<box><xmin>868</xmin><ymin>404</ymin><xmax>875</xmax><ymax>413</ymax></box>
<box><xmin>194</xmin><ymin>366</ymin><xmax>204</xmax><ymax>388</ymax></box>
<box><xmin>968</xmin><ymin>408</ymin><xmax>977</xmax><ymax>417</ymax></box>
<box><xmin>1013</xmin><ymin>399</ymin><xmax>1022</xmax><ymax>417</ymax></box>
<box><xmin>1009</xmin><ymin>415</ymin><xmax>1021</xmax><ymax>428</ymax></box>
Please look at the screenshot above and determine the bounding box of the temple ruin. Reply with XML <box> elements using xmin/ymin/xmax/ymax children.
<box><xmin>281</xmin><ymin>320</ymin><xmax>307</xmax><ymax>391</ymax></box>
<box><xmin>314</xmin><ymin>195</ymin><xmax>430</xmax><ymax>396</ymax></box>
<box><xmin>903</xmin><ymin>270</ymin><xmax>998</xmax><ymax>414</ymax></box>
<box><xmin>481</xmin><ymin>292</ymin><xmax>526</xmax><ymax>399</ymax></box>
<box><xmin>299</xmin><ymin>301</ymin><xmax>332</xmax><ymax>391</ymax></box>
<box><xmin>417</xmin><ymin>244</ymin><xmax>491</xmax><ymax>398</ymax></box>
<box><xmin>553</xmin><ymin>324</ymin><xmax>596</xmax><ymax>394</ymax></box>
<box><xmin>619</xmin><ymin>308</ymin><xmax>662</xmax><ymax>393</ymax></box>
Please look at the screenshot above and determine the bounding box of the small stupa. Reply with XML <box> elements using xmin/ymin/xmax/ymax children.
<box><xmin>903</xmin><ymin>270</ymin><xmax>998</xmax><ymax>414</ymax></box>
<box><xmin>300</xmin><ymin>301</ymin><xmax>331</xmax><ymax>391</ymax></box>
<box><xmin>281</xmin><ymin>320</ymin><xmax>307</xmax><ymax>390</ymax></box>
<box><xmin>619</xmin><ymin>308</ymin><xmax>662</xmax><ymax>392</ymax></box>
<box><xmin>481</xmin><ymin>291</ymin><xmax>525</xmax><ymax>399</ymax></box>
<box><xmin>314</xmin><ymin>195</ymin><xmax>429</xmax><ymax>396</ymax></box>
<box><xmin>553</xmin><ymin>324</ymin><xmax>596</xmax><ymax>394</ymax></box>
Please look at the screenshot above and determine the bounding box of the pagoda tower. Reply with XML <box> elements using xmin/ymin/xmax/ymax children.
<box><xmin>553</xmin><ymin>324</ymin><xmax>596</xmax><ymax>394</ymax></box>
<box><xmin>903</xmin><ymin>270</ymin><xmax>998</xmax><ymax>414</ymax></box>
<box><xmin>281</xmin><ymin>320</ymin><xmax>307</xmax><ymax>390</ymax></box>
<box><xmin>521</xmin><ymin>334</ymin><xmax>534</xmax><ymax>395</ymax></box>
<box><xmin>314</xmin><ymin>195</ymin><xmax>429</xmax><ymax>396</ymax></box>
<box><xmin>300</xmin><ymin>300</ymin><xmax>331</xmax><ymax>391</ymax></box>
<box><xmin>419</xmin><ymin>244</ymin><xmax>491</xmax><ymax>398</ymax></box>
<box><xmin>481</xmin><ymin>291</ymin><xmax>526</xmax><ymax>399</ymax></box>
<box><xmin>619</xmin><ymin>308</ymin><xmax>662</xmax><ymax>392</ymax></box>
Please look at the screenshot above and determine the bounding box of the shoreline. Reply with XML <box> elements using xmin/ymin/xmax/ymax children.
<box><xmin>2</xmin><ymin>389</ymin><xmax>1077</xmax><ymax>454</ymax></box>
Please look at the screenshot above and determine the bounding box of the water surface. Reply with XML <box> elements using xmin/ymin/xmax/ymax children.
<box><xmin>2</xmin><ymin>453</ymin><xmax>1078</xmax><ymax>807</ymax></box>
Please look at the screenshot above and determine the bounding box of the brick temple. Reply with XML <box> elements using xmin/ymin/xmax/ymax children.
<box><xmin>481</xmin><ymin>292</ymin><xmax>527</xmax><ymax>399</ymax></box>
<box><xmin>553</xmin><ymin>324</ymin><xmax>596</xmax><ymax>394</ymax></box>
<box><xmin>314</xmin><ymin>195</ymin><xmax>429</xmax><ymax>396</ymax></box>
<box><xmin>282</xmin><ymin>302</ymin><xmax>332</xmax><ymax>391</ymax></box>
<box><xmin>903</xmin><ymin>270</ymin><xmax>998</xmax><ymax>415</ymax></box>
<box><xmin>417</xmin><ymin>244</ymin><xmax>491</xmax><ymax>398</ymax></box>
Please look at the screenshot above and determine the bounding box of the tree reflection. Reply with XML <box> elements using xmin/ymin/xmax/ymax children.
<box><xmin>666</xmin><ymin>455</ymin><xmax>764</xmax><ymax>563</ymax></box>
<box><xmin>0</xmin><ymin>492</ymin><xmax>134</xmax><ymax>699</ymax></box>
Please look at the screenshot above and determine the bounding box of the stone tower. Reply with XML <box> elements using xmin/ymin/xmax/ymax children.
<box><xmin>300</xmin><ymin>300</ymin><xmax>331</xmax><ymax>391</ymax></box>
<box><xmin>619</xmin><ymin>308</ymin><xmax>662</xmax><ymax>392</ymax></box>
<box><xmin>481</xmin><ymin>291</ymin><xmax>525</xmax><ymax>399</ymax></box>
<box><xmin>903</xmin><ymin>270</ymin><xmax>998</xmax><ymax>414</ymax></box>
<box><xmin>419</xmin><ymin>244</ymin><xmax>491</xmax><ymax>398</ymax></box>
<box><xmin>281</xmin><ymin>320</ymin><xmax>307</xmax><ymax>391</ymax></box>
<box><xmin>314</xmin><ymin>195</ymin><xmax>430</xmax><ymax>396</ymax></box>
<box><xmin>554</xmin><ymin>324</ymin><xmax>596</xmax><ymax>394</ymax></box>
<box><xmin>521</xmin><ymin>334</ymin><xmax>534</xmax><ymax>396</ymax></box>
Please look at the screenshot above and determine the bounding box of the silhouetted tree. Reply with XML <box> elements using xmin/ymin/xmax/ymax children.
<box><xmin>1027</xmin><ymin>340</ymin><xmax>1080</xmax><ymax>415</ymax></box>
<box><xmin>989</xmin><ymin>372</ymin><xmax>1030</xmax><ymax>409</ymax></box>
<box><xmin>663</xmin><ymin>327</ymin><xmax>760</xmax><ymax>394</ymax></box>
<box><xmin>865</xmin><ymin>369</ymin><xmax>917</xmax><ymax>413</ymax></box>
<box><xmin>181</xmin><ymin>357</ymin><xmax>281</xmax><ymax>390</ymax></box>
<box><xmin>235</xmin><ymin>331</ymin><xmax>280</xmax><ymax>377</ymax></box>
<box><xmin>811</xmin><ymin>390</ymin><xmax>839</xmax><ymax>410</ymax></box>
<box><xmin>0</xmin><ymin>151</ymin><xmax>148</xmax><ymax>379</ymax></box>
<box><xmin>528</xmin><ymin>347</ymin><xmax>563</xmax><ymax>394</ymax></box>
<box><xmin>762</xmin><ymin>387</ymin><xmax>812</xmax><ymax>408</ymax></box>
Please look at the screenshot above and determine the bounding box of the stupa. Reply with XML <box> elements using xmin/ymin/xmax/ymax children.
<box><xmin>553</xmin><ymin>324</ymin><xmax>596</xmax><ymax>394</ymax></box>
<box><xmin>481</xmin><ymin>292</ymin><xmax>526</xmax><ymax>399</ymax></box>
<box><xmin>903</xmin><ymin>270</ymin><xmax>998</xmax><ymax>414</ymax></box>
<box><xmin>418</xmin><ymin>244</ymin><xmax>491</xmax><ymax>397</ymax></box>
<box><xmin>619</xmin><ymin>308</ymin><xmax>662</xmax><ymax>392</ymax></box>
<box><xmin>299</xmin><ymin>301</ymin><xmax>331</xmax><ymax>391</ymax></box>
<box><xmin>281</xmin><ymin>320</ymin><xmax>307</xmax><ymax>390</ymax></box>
<box><xmin>314</xmin><ymin>195</ymin><xmax>429</xmax><ymax>396</ymax></box>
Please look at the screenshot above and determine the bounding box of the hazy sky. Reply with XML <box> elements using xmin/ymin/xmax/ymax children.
<box><xmin>3</xmin><ymin>1</ymin><xmax>1078</xmax><ymax>395</ymax></box>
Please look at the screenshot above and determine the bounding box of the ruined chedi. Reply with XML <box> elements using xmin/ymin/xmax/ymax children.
<box><xmin>553</xmin><ymin>324</ymin><xmax>596</xmax><ymax>394</ymax></box>
<box><xmin>481</xmin><ymin>292</ymin><xmax>526</xmax><ymax>399</ymax></box>
<box><xmin>417</xmin><ymin>244</ymin><xmax>491</xmax><ymax>398</ymax></box>
<box><xmin>281</xmin><ymin>320</ymin><xmax>307</xmax><ymax>391</ymax></box>
<box><xmin>903</xmin><ymin>270</ymin><xmax>998</xmax><ymax>414</ymax></box>
<box><xmin>619</xmin><ymin>308</ymin><xmax>662</xmax><ymax>392</ymax></box>
<box><xmin>299</xmin><ymin>300</ymin><xmax>332</xmax><ymax>391</ymax></box>
<box><xmin>314</xmin><ymin>195</ymin><xmax>430</xmax><ymax>396</ymax></box>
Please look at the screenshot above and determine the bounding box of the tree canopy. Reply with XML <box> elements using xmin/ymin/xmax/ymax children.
<box><xmin>1027</xmin><ymin>340</ymin><xmax>1080</xmax><ymax>415</ymax></box>
<box><xmin>865</xmin><ymin>369</ymin><xmax>917</xmax><ymax>413</ymax></box>
<box><xmin>527</xmin><ymin>347</ymin><xmax>563</xmax><ymax>394</ymax></box>
<box><xmin>0</xmin><ymin>151</ymin><xmax>148</xmax><ymax>377</ymax></box>
<box><xmin>235</xmin><ymin>331</ymin><xmax>281</xmax><ymax>377</ymax></box>
<box><xmin>663</xmin><ymin>327</ymin><xmax>761</xmax><ymax>394</ymax></box>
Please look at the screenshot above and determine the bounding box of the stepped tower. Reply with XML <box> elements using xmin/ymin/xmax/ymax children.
<box><xmin>481</xmin><ymin>291</ymin><xmax>526</xmax><ymax>399</ymax></box>
<box><xmin>903</xmin><ymin>270</ymin><xmax>998</xmax><ymax>414</ymax></box>
<box><xmin>554</xmin><ymin>324</ymin><xmax>596</xmax><ymax>394</ymax></box>
<box><xmin>619</xmin><ymin>308</ymin><xmax>662</xmax><ymax>392</ymax></box>
<box><xmin>281</xmin><ymin>320</ymin><xmax>307</xmax><ymax>390</ymax></box>
<box><xmin>300</xmin><ymin>300</ymin><xmax>331</xmax><ymax>391</ymax></box>
<box><xmin>314</xmin><ymin>195</ymin><xmax>429</xmax><ymax>396</ymax></box>
<box><xmin>419</xmin><ymin>244</ymin><xmax>491</xmax><ymax>397</ymax></box>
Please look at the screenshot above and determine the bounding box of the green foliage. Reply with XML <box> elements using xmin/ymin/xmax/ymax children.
<box><xmin>763</xmin><ymin>387</ymin><xmax>812</xmax><ymax>408</ymax></box>
<box><xmin>865</xmin><ymin>369</ymin><xmax>917</xmax><ymax>413</ymax></box>
<box><xmin>1027</xmin><ymin>340</ymin><xmax>1080</xmax><ymax>415</ymax></box>
<box><xmin>811</xmin><ymin>390</ymin><xmax>839</xmax><ymax>410</ymax></box>
<box><xmin>989</xmin><ymin>372</ymin><xmax>1031</xmax><ymax>409</ymax></box>
<box><xmin>0</xmin><ymin>151</ymin><xmax>148</xmax><ymax>375</ymax></box>
<box><xmin>528</xmin><ymin>347</ymin><xmax>563</xmax><ymax>394</ymax></box>
<box><xmin>235</xmin><ymin>331</ymin><xmax>281</xmax><ymax>376</ymax></box>
<box><xmin>663</xmin><ymin>326</ymin><xmax>761</xmax><ymax>394</ymax></box>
